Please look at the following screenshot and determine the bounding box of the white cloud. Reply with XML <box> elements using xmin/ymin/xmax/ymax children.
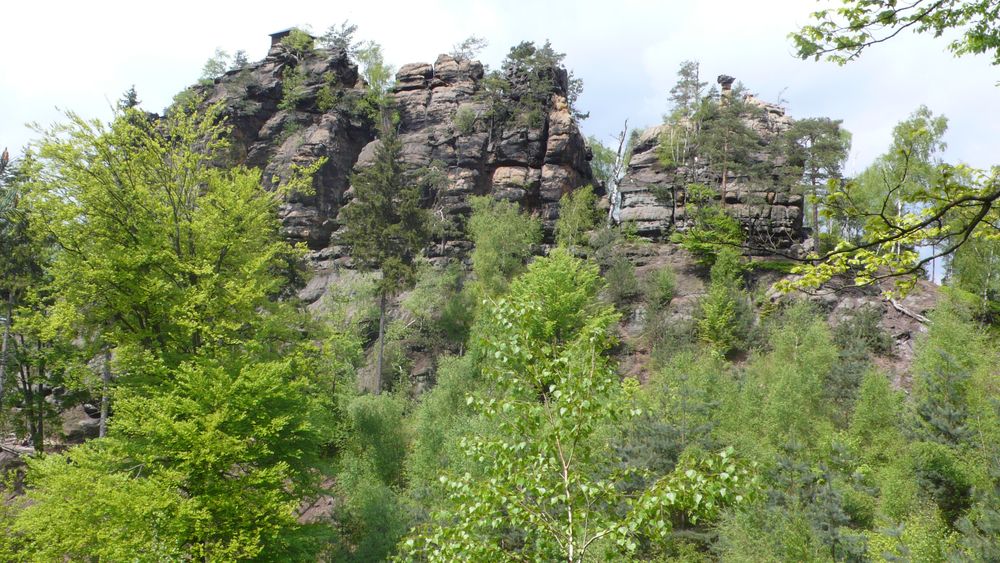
<box><xmin>2</xmin><ymin>0</ymin><xmax>998</xmax><ymax>178</ymax></box>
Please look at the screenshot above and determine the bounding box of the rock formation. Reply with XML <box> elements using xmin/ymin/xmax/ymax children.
<box><xmin>374</xmin><ymin>53</ymin><xmax>595</xmax><ymax>253</ymax></box>
<box><xmin>191</xmin><ymin>35</ymin><xmax>596</xmax><ymax>304</ymax></box>
<box><xmin>618</xmin><ymin>93</ymin><xmax>806</xmax><ymax>254</ymax></box>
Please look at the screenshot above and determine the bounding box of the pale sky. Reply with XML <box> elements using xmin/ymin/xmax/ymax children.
<box><xmin>3</xmin><ymin>0</ymin><xmax>999</xmax><ymax>175</ymax></box>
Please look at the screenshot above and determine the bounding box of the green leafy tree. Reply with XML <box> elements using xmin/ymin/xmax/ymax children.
<box><xmin>554</xmin><ymin>184</ymin><xmax>600</xmax><ymax>250</ymax></box>
<box><xmin>9</xmin><ymin>101</ymin><xmax>338</xmax><ymax>559</ymax></box>
<box><xmin>320</xmin><ymin>20</ymin><xmax>360</xmax><ymax>56</ymax></box>
<box><xmin>355</xmin><ymin>41</ymin><xmax>396</xmax><ymax>128</ymax></box>
<box><xmin>15</xmin><ymin>354</ymin><xmax>335</xmax><ymax>560</ymax></box>
<box><xmin>466</xmin><ymin>195</ymin><xmax>542</xmax><ymax>298</ymax></box>
<box><xmin>339</xmin><ymin>128</ymin><xmax>431</xmax><ymax>393</ymax></box>
<box><xmin>479</xmin><ymin>40</ymin><xmax>585</xmax><ymax>135</ymax></box>
<box><xmin>199</xmin><ymin>48</ymin><xmax>230</xmax><ymax>84</ymax></box>
<box><xmin>658</xmin><ymin>60</ymin><xmax>707</xmax><ymax>174</ymax></box>
<box><xmin>450</xmin><ymin>35</ymin><xmax>488</xmax><ymax>61</ymax></box>
<box><xmin>670</xmin><ymin>183</ymin><xmax>745</xmax><ymax>264</ymax></box>
<box><xmin>399</xmin><ymin>250</ymin><xmax>639</xmax><ymax>561</ymax></box>
<box><xmin>788</xmin><ymin>7</ymin><xmax>1000</xmax><ymax>293</ymax></box>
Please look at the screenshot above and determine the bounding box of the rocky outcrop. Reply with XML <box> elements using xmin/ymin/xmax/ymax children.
<box><xmin>196</xmin><ymin>40</ymin><xmax>376</xmax><ymax>250</ymax></box>
<box><xmin>619</xmin><ymin>94</ymin><xmax>805</xmax><ymax>254</ymax></box>
<box><xmin>192</xmin><ymin>37</ymin><xmax>595</xmax><ymax>305</ymax></box>
<box><xmin>359</xmin><ymin>54</ymin><xmax>595</xmax><ymax>254</ymax></box>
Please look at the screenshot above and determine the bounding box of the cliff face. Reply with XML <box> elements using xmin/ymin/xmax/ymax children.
<box><xmin>382</xmin><ymin>54</ymin><xmax>595</xmax><ymax>254</ymax></box>
<box><xmin>618</xmin><ymin>95</ymin><xmax>806</xmax><ymax>254</ymax></box>
<box><xmin>194</xmin><ymin>41</ymin><xmax>596</xmax><ymax>303</ymax></box>
<box><xmin>198</xmin><ymin>41</ymin><xmax>376</xmax><ymax>251</ymax></box>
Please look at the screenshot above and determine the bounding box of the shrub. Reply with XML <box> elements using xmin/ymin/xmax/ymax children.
<box><xmin>316</xmin><ymin>71</ymin><xmax>339</xmax><ymax>112</ymax></box>
<box><xmin>604</xmin><ymin>256</ymin><xmax>640</xmax><ymax>310</ymax></box>
<box><xmin>643</xmin><ymin>266</ymin><xmax>676</xmax><ymax>310</ymax></box>
<box><xmin>279</xmin><ymin>67</ymin><xmax>308</xmax><ymax>111</ymax></box>
<box><xmin>555</xmin><ymin>185</ymin><xmax>600</xmax><ymax>250</ymax></box>
<box><xmin>452</xmin><ymin>106</ymin><xmax>477</xmax><ymax>134</ymax></box>
<box><xmin>696</xmin><ymin>247</ymin><xmax>752</xmax><ymax>354</ymax></box>
<box><xmin>282</xmin><ymin>29</ymin><xmax>315</xmax><ymax>57</ymax></box>
<box><xmin>467</xmin><ymin>196</ymin><xmax>542</xmax><ymax>298</ymax></box>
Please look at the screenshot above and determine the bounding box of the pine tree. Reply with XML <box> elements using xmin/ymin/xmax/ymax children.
<box><xmin>783</xmin><ymin>117</ymin><xmax>850</xmax><ymax>235</ymax></box>
<box><xmin>339</xmin><ymin>128</ymin><xmax>431</xmax><ymax>393</ymax></box>
<box><xmin>695</xmin><ymin>82</ymin><xmax>766</xmax><ymax>197</ymax></box>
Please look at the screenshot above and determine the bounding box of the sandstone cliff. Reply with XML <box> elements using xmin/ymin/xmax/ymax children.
<box><xmin>191</xmin><ymin>37</ymin><xmax>596</xmax><ymax>304</ymax></box>
<box><xmin>619</xmin><ymin>95</ymin><xmax>806</xmax><ymax>254</ymax></box>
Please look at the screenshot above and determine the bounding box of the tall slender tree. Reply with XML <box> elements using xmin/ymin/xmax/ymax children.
<box><xmin>784</xmin><ymin>117</ymin><xmax>851</xmax><ymax>236</ymax></box>
<box><xmin>339</xmin><ymin>128</ymin><xmax>431</xmax><ymax>393</ymax></box>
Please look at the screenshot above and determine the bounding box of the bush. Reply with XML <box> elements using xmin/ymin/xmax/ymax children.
<box><xmin>452</xmin><ymin>106</ymin><xmax>477</xmax><ymax>134</ymax></box>
<box><xmin>643</xmin><ymin>266</ymin><xmax>676</xmax><ymax>310</ymax></box>
<box><xmin>467</xmin><ymin>196</ymin><xmax>542</xmax><ymax>297</ymax></box>
<box><xmin>279</xmin><ymin>67</ymin><xmax>308</xmax><ymax>111</ymax></box>
<box><xmin>696</xmin><ymin>248</ymin><xmax>752</xmax><ymax>354</ymax></box>
<box><xmin>555</xmin><ymin>185</ymin><xmax>601</xmax><ymax>250</ymax></box>
<box><xmin>316</xmin><ymin>71</ymin><xmax>339</xmax><ymax>112</ymax></box>
<box><xmin>604</xmin><ymin>256</ymin><xmax>640</xmax><ymax>309</ymax></box>
<box><xmin>282</xmin><ymin>29</ymin><xmax>315</xmax><ymax>57</ymax></box>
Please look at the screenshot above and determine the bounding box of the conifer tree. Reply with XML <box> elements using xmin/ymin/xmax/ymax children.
<box><xmin>783</xmin><ymin>117</ymin><xmax>850</xmax><ymax>235</ymax></box>
<box><xmin>695</xmin><ymin>82</ymin><xmax>766</xmax><ymax>196</ymax></box>
<box><xmin>339</xmin><ymin>128</ymin><xmax>431</xmax><ymax>393</ymax></box>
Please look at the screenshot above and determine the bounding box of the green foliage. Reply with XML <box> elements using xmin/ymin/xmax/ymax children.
<box><xmin>635</xmin><ymin>446</ymin><xmax>761</xmax><ymax>528</ymax></box>
<box><xmin>399</xmin><ymin>250</ymin><xmax>639</xmax><ymax>561</ymax></box>
<box><xmin>696</xmin><ymin>247</ymin><xmax>752</xmax><ymax>354</ymax></box>
<box><xmin>333</xmin><ymin>393</ymin><xmax>412</xmax><ymax>561</ymax></box>
<box><xmin>451</xmin><ymin>105</ymin><xmax>477</xmax><ymax>134</ymax></box>
<box><xmin>716</xmin><ymin>504</ymin><xmax>830</xmax><ymax>562</ymax></box>
<box><xmin>604</xmin><ymin>255</ymin><xmax>640</xmax><ymax>310</ymax></box>
<box><xmin>8</xmin><ymin>101</ymin><xmax>335</xmax><ymax>560</ymax></box>
<box><xmin>909</xmin><ymin>301</ymin><xmax>988</xmax><ymax>447</ymax></box>
<box><xmin>403</xmin><ymin>355</ymin><xmax>478</xmax><ymax>510</ymax></box>
<box><xmin>279</xmin><ymin>66</ymin><xmax>308</xmax><ymax>111</ymax></box>
<box><xmin>316</xmin><ymin>71</ymin><xmax>340</xmax><ymax>112</ymax></box>
<box><xmin>401</xmin><ymin>262</ymin><xmax>474</xmax><ymax>347</ymax></box>
<box><xmin>340</xmin><ymin>129</ymin><xmax>431</xmax><ymax>299</ymax></box>
<box><xmin>783</xmin><ymin>117</ymin><xmax>851</xmax><ymax>233</ymax></box>
<box><xmin>479</xmin><ymin>40</ymin><xmax>585</xmax><ymax>135</ymax></box>
<box><xmin>949</xmin><ymin>237</ymin><xmax>1000</xmax><ymax>322</ymax></box>
<box><xmin>282</xmin><ymin>29</ymin><xmax>315</xmax><ymax>57</ymax></box>
<box><xmin>555</xmin><ymin>185</ymin><xmax>600</xmax><ymax>250</ymax></box>
<box><xmin>319</xmin><ymin>20</ymin><xmax>360</xmax><ymax>55</ymax></box>
<box><xmin>335</xmin><ymin>454</ymin><xmax>411</xmax><ymax>562</ymax></box>
<box><xmin>781</xmin><ymin>106</ymin><xmax>955</xmax><ymax>295</ymax></box>
<box><xmin>793</xmin><ymin>0</ymin><xmax>1000</xmax><ymax>66</ymax></box>
<box><xmin>670</xmin><ymin>184</ymin><xmax>745</xmax><ymax>264</ymax></box>
<box><xmin>850</xmin><ymin>371</ymin><xmax>905</xmax><ymax>465</ymax></box>
<box><xmin>17</xmin><ymin>355</ymin><xmax>335</xmax><ymax>560</ymax></box>
<box><xmin>467</xmin><ymin>196</ymin><xmax>542</xmax><ymax>298</ymax></box>
<box><xmin>694</xmin><ymin>82</ymin><xmax>768</xmax><ymax>190</ymax></box>
<box><xmin>355</xmin><ymin>41</ymin><xmax>396</xmax><ymax>126</ymax></box>
<box><xmin>620</xmin><ymin>352</ymin><xmax>721</xmax><ymax>478</ymax></box>
<box><xmin>199</xmin><ymin>48</ymin><xmax>229</xmax><ymax>84</ymax></box>
<box><xmin>643</xmin><ymin>266</ymin><xmax>677</xmax><ymax>310</ymax></box>
<box><xmin>866</xmin><ymin>506</ymin><xmax>959</xmax><ymax>562</ymax></box>
<box><xmin>449</xmin><ymin>35</ymin><xmax>488</xmax><ymax>62</ymax></box>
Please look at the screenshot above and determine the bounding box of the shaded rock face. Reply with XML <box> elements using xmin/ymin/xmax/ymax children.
<box><xmin>370</xmin><ymin>54</ymin><xmax>595</xmax><ymax>253</ymax></box>
<box><xmin>198</xmin><ymin>41</ymin><xmax>377</xmax><ymax>250</ymax></box>
<box><xmin>618</xmin><ymin>95</ymin><xmax>805</xmax><ymax>253</ymax></box>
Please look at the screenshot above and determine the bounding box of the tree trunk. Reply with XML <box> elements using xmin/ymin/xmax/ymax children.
<box><xmin>99</xmin><ymin>349</ymin><xmax>111</xmax><ymax>438</ymax></box>
<box><xmin>0</xmin><ymin>299</ymin><xmax>10</xmax><ymax>409</ymax></box>
<box><xmin>375</xmin><ymin>292</ymin><xmax>387</xmax><ymax>395</ymax></box>
<box><xmin>811</xmin><ymin>180</ymin><xmax>820</xmax><ymax>237</ymax></box>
